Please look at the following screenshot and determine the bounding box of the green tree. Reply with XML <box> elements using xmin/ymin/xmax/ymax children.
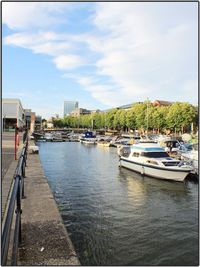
<box><xmin>106</xmin><ymin>109</ymin><xmax>118</xmax><ymax>129</ymax></box>
<box><xmin>166</xmin><ymin>102</ymin><xmax>197</xmax><ymax>132</ymax></box>
<box><xmin>132</xmin><ymin>102</ymin><xmax>147</xmax><ymax>130</ymax></box>
<box><xmin>151</xmin><ymin>106</ymin><xmax>168</xmax><ymax>132</ymax></box>
<box><xmin>126</xmin><ymin>109</ymin><xmax>136</xmax><ymax>130</ymax></box>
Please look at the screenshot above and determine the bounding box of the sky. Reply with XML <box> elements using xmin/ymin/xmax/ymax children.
<box><xmin>2</xmin><ymin>2</ymin><xmax>198</xmax><ymax>119</ymax></box>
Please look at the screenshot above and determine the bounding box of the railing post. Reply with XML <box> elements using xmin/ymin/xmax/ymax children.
<box><xmin>11</xmin><ymin>176</ymin><xmax>22</xmax><ymax>265</ymax></box>
<box><xmin>16</xmin><ymin>178</ymin><xmax>22</xmax><ymax>244</ymax></box>
<box><xmin>1</xmin><ymin>177</ymin><xmax>19</xmax><ymax>266</ymax></box>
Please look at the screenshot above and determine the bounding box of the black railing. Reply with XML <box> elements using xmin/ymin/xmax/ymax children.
<box><xmin>2</xmin><ymin>138</ymin><xmax>28</xmax><ymax>266</ymax></box>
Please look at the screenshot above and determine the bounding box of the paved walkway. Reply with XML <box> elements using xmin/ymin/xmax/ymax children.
<box><xmin>2</xmin><ymin>132</ymin><xmax>24</xmax><ymax>221</ymax></box>
<box><xmin>18</xmin><ymin>143</ymin><xmax>80</xmax><ymax>265</ymax></box>
<box><xmin>2</xmin><ymin>132</ymin><xmax>23</xmax><ymax>179</ymax></box>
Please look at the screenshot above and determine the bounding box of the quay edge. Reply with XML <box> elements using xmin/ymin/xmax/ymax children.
<box><xmin>18</xmin><ymin>140</ymin><xmax>80</xmax><ymax>266</ymax></box>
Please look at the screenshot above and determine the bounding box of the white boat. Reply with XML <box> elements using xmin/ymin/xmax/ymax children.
<box><xmin>97</xmin><ymin>141</ymin><xmax>111</xmax><ymax>147</ymax></box>
<box><xmin>44</xmin><ymin>133</ymin><xmax>53</xmax><ymax>141</ymax></box>
<box><xmin>80</xmin><ymin>131</ymin><xmax>97</xmax><ymax>145</ymax></box>
<box><xmin>118</xmin><ymin>143</ymin><xmax>192</xmax><ymax>182</ymax></box>
<box><xmin>37</xmin><ymin>138</ymin><xmax>46</xmax><ymax>142</ymax></box>
<box><xmin>81</xmin><ymin>138</ymin><xmax>97</xmax><ymax>145</ymax></box>
<box><xmin>52</xmin><ymin>132</ymin><xmax>63</xmax><ymax>142</ymax></box>
<box><xmin>163</xmin><ymin>140</ymin><xmax>182</xmax><ymax>153</ymax></box>
<box><xmin>180</xmin><ymin>143</ymin><xmax>198</xmax><ymax>174</ymax></box>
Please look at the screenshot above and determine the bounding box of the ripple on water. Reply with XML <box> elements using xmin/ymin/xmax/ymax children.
<box><xmin>38</xmin><ymin>142</ymin><xmax>198</xmax><ymax>266</ymax></box>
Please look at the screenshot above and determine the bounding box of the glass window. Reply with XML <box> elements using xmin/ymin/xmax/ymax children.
<box><xmin>141</xmin><ymin>152</ymin><xmax>169</xmax><ymax>158</ymax></box>
<box><xmin>146</xmin><ymin>160</ymin><xmax>158</xmax><ymax>165</ymax></box>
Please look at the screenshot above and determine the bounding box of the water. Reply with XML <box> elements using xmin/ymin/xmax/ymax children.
<box><xmin>38</xmin><ymin>142</ymin><xmax>198</xmax><ymax>265</ymax></box>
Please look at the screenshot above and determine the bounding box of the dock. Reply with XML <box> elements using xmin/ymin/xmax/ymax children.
<box><xmin>2</xmin><ymin>139</ymin><xmax>80</xmax><ymax>265</ymax></box>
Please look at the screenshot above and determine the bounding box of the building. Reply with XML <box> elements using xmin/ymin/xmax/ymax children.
<box><xmin>35</xmin><ymin>116</ymin><xmax>42</xmax><ymax>131</ymax></box>
<box><xmin>64</xmin><ymin>101</ymin><xmax>78</xmax><ymax>117</ymax></box>
<box><xmin>47</xmin><ymin>120</ymin><xmax>54</xmax><ymax>129</ymax></box>
<box><xmin>91</xmin><ymin>109</ymin><xmax>101</xmax><ymax>114</ymax></box>
<box><xmin>153</xmin><ymin>100</ymin><xmax>173</xmax><ymax>107</ymax></box>
<box><xmin>30</xmin><ymin>112</ymin><xmax>36</xmax><ymax>134</ymax></box>
<box><xmin>102</xmin><ymin>102</ymin><xmax>142</xmax><ymax>113</ymax></box>
<box><xmin>70</xmin><ymin>108</ymin><xmax>91</xmax><ymax>117</ymax></box>
<box><xmin>2</xmin><ymin>98</ymin><xmax>25</xmax><ymax>131</ymax></box>
<box><xmin>24</xmin><ymin>109</ymin><xmax>32</xmax><ymax>129</ymax></box>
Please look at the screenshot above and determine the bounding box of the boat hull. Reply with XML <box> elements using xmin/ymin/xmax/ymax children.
<box><xmin>81</xmin><ymin>139</ymin><xmax>96</xmax><ymax>145</ymax></box>
<box><xmin>97</xmin><ymin>142</ymin><xmax>111</xmax><ymax>147</ymax></box>
<box><xmin>119</xmin><ymin>158</ymin><xmax>190</xmax><ymax>182</ymax></box>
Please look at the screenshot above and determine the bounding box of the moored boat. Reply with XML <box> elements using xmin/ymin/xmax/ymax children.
<box><xmin>81</xmin><ymin>138</ymin><xmax>97</xmax><ymax>145</ymax></box>
<box><xmin>180</xmin><ymin>143</ymin><xmax>198</xmax><ymax>175</ymax></box>
<box><xmin>97</xmin><ymin>141</ymin><xmax>111</xmax><ymax>147</ymax></box>
<box><xmin>118</xmin><ymin>143</ymin><xmax>193</xmax><ymax>182</ymax></box>
<box><xmin>80</xmin><ymin>131</ymin><xmax>97</xmax><ymax>145</ymax></box>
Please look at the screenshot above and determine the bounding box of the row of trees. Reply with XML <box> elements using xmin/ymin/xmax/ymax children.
<box><xmin>52</xmin><ymin>102</ymin><xmax>198</xmax><ymax>133</ymax></box>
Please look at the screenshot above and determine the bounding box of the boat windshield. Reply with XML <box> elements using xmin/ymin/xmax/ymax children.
<box><xmin>141</xmin><ymin>151</ymin><xmax>169</xmax><ymax>158</ymax></box>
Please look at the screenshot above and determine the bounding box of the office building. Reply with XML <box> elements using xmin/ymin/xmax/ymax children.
<box><xmin>2</xmin><ymin>98</ymin><xmax>25</xmax><ymax>131</ymax></box>
<box><xmin>70</xmin><ymin>108</ymin><xmax>91</xmax><ymax>117</ymax></box>
<box><xmin>64</xmin><ymin>101</ymin><xmax>78</xmax><ymax>117</ymax></box>
<box><xmin>24</xmin><ymin>109</ymin><xmax>32</xmax><ymax>129</ymax></box>
<box><xmin>35</xmin><ymin>116</ymin><xmax>42</xmax><ymax>131</ymax></box>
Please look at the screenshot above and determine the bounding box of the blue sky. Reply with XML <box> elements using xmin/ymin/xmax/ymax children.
<box><xmin>2</xmin><ymin>2</ymin><xmax>198</xmax><ymax>119</ymax></box>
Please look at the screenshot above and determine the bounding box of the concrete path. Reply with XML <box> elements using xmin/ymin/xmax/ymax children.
<box><xmin>2</xmin><ymin>132</ymin><xmax>23</xmax><ymax>179</ymax></box>
<box><xmin>2</xmin><ymin>133</ymin><xmax>24</xmax><ymax>221</ymax></box>
<box><xmin>18</xmin><ymin>145</ymin><xmax>80</xmax><ymax>265</ymax></box>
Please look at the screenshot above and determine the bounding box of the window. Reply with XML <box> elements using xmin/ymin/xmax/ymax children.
<box><xmin>133</xmin><ymin>152</ymin><xmax>139</xmax><ymax>157</ymax></box>
<box><xmin>146</xmin><ymin>160</ymin><xmax>158</xmax><ymax>165</ymax></box>
<box><xmin>141</xmin><ymin>152</ymin><xmax>169</xmax><ymax>158</ymax></box>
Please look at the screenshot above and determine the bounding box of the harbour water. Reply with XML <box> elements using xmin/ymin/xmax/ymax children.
<box><xmin>38</xmin><ymin>142</ymin><xmax>198</xmax><ymax>266</ymax></box>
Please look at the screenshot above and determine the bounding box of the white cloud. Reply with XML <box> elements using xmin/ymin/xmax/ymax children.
<box><xmin>83</xmin><ymin>2</ymin><xmax>197</xmax><ymax>105</ymax></box>
<box><xmin>2</xmin><ymin>2</ymin><xmax>70</xmax><ymax>30</ymax></box>
<box><xmin>4</xmin><ymin>32</ymin><xmax>71</xmax><ymax>56</ymax></box>
<box><xmin>53</xmin><ymin>55</ymin><xmax>84</xmax><ymax>70</ymax></box>
<box><xmin>3</xmin><ymin>2</ymin><xmax>198</xmax><ymax>109</ymax></box>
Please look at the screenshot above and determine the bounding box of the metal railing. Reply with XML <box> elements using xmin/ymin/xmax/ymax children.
<box><xmin>2</xmin><ymin>138</ymin><xmax>28</xmax><ymax>266</ymax></box>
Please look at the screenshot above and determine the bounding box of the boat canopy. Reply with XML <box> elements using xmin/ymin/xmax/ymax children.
<box><xmin>131</xmin><ymin>145</ymin><xmax>165</xmax><ymax>152</ymax></box>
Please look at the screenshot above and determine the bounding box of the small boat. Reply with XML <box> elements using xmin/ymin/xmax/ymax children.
<box><xmin>97</xmin><ymin>141</ymin><xmax>111</xmax><ymax>147</ymax></box>
<box><xmin>37</xmin><ymin>138</ymin><xmax>46</xmax><ymax>142</ymax></box>
<box><xmin>80</xmin><ymin>131</ymin><xmax>97</xmax><ymax>145</ymax></box>
<box><xmin>44</xmin><ymin>133</ymin><xmax>53</xmax><ymax>142</ymax></box>
<box><xmin>81</xmin><ymin>138</ymin><xmax>97</xmax><ymax>145</ymax></box>
<box><xmin>180</xmin><ymin>143</ymin><xmax>198</xmax><ymax>175</ymax></box>
<box><xmin>111</xmin><ymin>138</ymin><xmax>130</xmax><ymax>148</ymax></box>
<box><xmin>118</xmin><ymin>143</ymin><xmax>193</xmax><ymax>182</ymax></box>
<box><xmin>163</xmin><ymin>140</ymin><xmax>182</xmax><ymax>153</ymax></box>
<box><xmin>52</xmin><ymin>133</ymin><xmax>63</xmax><ymax>142</ymax></box>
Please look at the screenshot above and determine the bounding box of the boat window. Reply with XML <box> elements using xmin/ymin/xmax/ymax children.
<box><xmin>132</xmin><ymin>152</ymin><xmax>140</xmax><ymax>157</ymax></box>
<box><xmin>119</xmin><ymin>147</ymin><xmax>131</xmax><ymax>157</ymax></box>
<box><xmin>141</xmin><ymin>152</ymin><xmax>169</xmax><ymax>158</ymax></box>
<box><xmin>146</xmin><ymin>160</ymin><xmax>158</xmax><ymax>165</ymax></box>
<box><xmin>162</xmin><ymin>161</ymin><xmax>180</xmax><ymax>166</ymax></box>
<box><xmin>165</xmin><ymin>141</ymin><xmax>178</xmax><ymax>148</ymax></box>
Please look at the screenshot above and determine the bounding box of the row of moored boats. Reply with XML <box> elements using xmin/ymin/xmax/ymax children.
<box><xmin>33</xmin><ymin>131</ymin><xmax>198</xmax><ymax>182</ymax></box>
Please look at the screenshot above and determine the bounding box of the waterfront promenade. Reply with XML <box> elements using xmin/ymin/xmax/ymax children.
<box><xmin>2</xmin><ymin>132</ymin><xmax>23</xmax><ymax>219</ymax></box>
<box><xmin>2</xmin><ymin>139</ymin><xmax>79</xmax><ymax>265</ymax></box>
